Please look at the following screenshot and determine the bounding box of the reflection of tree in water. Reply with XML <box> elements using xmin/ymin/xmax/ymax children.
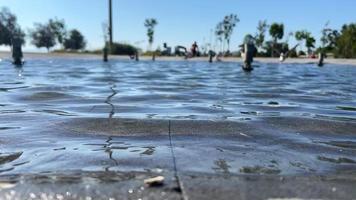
<box><xmin>105</xmin><ymin>86</ymin><xmax>117</xmax><ymax>119</ymax></box>
<box><xmin>212</xmin><ymin>159</ymin><xmax>231</xmax><ymax>174</ymax></box>
<box><xmin>14</xmin><ymin>65</ymin><xmax>24</xmax><ymax>77</ymax></box>
<box><xmin>103</xmin><ymin>62</ymin><xmax>118</xmax><ymax>119</ymax></box>
<box><xmin>102</xmin><ymin>63</ymin><xmax>119</xmax><ymax>171</ymax></box>
<box><xmin>140</xmin><ymin>146</ymin><xmax>155</xmax><ymax>156</ymax></box>
<box><xmin>104</xmin><ymin>136</ymin><xmax>119</xmax><ymax>171</ymax></box>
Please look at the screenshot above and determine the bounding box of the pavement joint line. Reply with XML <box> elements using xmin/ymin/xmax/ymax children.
<box><xmin>168</xmin><ymin>120</ymin><xmax>189</xmax><ymax>200</ymax></box>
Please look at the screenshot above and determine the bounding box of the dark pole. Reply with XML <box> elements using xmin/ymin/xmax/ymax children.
<box><xmin>109</xmin><ymin>0</ymin><xmax>113</xmax><ymax>51</ymax></box>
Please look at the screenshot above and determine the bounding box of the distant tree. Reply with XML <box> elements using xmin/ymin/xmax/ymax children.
<box><xmin>263</xmin><ymin>41</ymin><xmax>289</xmax><ymax>58</ymax></box>
<box><xmin>305</xmin><ymin>36</ymin><xmax>316</xmax><ymax>54</ymax></box>
<box><xmin>30</xmin><ymin>24</ymin><xmax>56</xmax><ymax>51</ymax></box>
<box><xmin>144</xmin><ymin>18</ymin><xmax>158</xmax><ymax>50</ymax></box>
<box><xmin>215</xmin><ymin>22</ymin><xmax>224</xmax><ymax>52</ymax></box>
<box><xmin>214</xmin><ymin>14</ymin><xmax>239</xmax><ymax>53</ymax></box>
<box><xmin>48</xmin><ymin>18</ymin><xmax>66</xmax><ymax>45</ymax></box>
<box><xmin>269</xmin><ymin>23</ymin><xmax>284</xmax><ymax>43</ymax></box>
<box><xmin>295</xmin><ymin>30</ymin><xmax>315</xmax><ymax>55</ymax></box>
<box><xmin>255</xmin><ymin>20</ymin><xmax>268</xmax><ymax>50</ymax></box>
<box><xmin>269</xmin><ymin>23</ymin><xmax>284</xmax><ymax>57</ymax></box>
<box><xmin>335</xmin><ymin>23</ymin><xmax>356</xmax><ymax>58</ymax></box>
<box><xmin>0</xmin><ymin>7</ymin><xmax>25</xmax><ymax>46</ymax></box>
<box><xmin>222</xmin><ymin>14</ymin><xmax>239</xmax><ymax>52</ymax></box>
<box><xmin>30</xmin><ymin>18</ymin><xmax>66</xmax><ymax>51</ymax></box>
<box><xmin>321</xmin><ymin>22</ymin><xmax>340</xmax><ymax>54</ymax></box>
<box><xmin>295</xmin><ymin>31</ymin><xmax>306</xmax><ymax>42</ymax></box>
<box><xmin>63</xmin><ymin>29</ymin><xmax>86</xmax><ymax>50</ymax></box>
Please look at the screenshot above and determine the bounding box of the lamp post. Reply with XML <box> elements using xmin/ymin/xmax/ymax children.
<box><xmin>108</xmin><ymin>0</ymin><xmax>113</xmax><ymax>51</ymax></box>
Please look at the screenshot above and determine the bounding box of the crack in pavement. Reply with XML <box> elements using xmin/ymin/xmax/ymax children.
<box><xmin>168</xmin><ymin>120</ymin><xmax>189</xmax><ymax>200</ymax></box>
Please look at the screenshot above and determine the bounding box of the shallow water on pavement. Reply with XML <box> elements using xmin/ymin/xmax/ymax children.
<box><xmin>0</xmin><ymin>58</ymin><xmax>356</xmax><ymax>177</ymax></box>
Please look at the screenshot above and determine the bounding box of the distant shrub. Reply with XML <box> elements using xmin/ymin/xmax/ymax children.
<box><xmin>63</xmin><ymin>29</ymin><xmax>86</xmax><ymax>50</ymax></box>
<box><xmin>288</xmin><ymin>49</ymin><xmax>298</xmax><ymax>58</ymax></box>
<box><xmin>298</xmin><ymin>50</ymin><xmax>306</xmax><ymax>56</ymax></box>
<box><xmin>334</xmin><ymin>23</ymin><xmax>356</xmax><ymax>58</ymax></box>
<box><xmin>142</xmin><ymin>50</ymin><xmax>161</xmax><ymax>56</ymax></box>
<box><xmin>110</xmin><ymin>43</ymin><xmax>137</xmax><ymax>55</ymax></box>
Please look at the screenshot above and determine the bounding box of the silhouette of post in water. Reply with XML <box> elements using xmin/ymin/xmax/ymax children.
<box><xmin>108</xmin><ymin>0</ymin><xmax>113</xmax><ymax>51</ymax></box>
<box><xmin>208</xmin><ymin>50</ymin><xmax>216</xmax><ymax>63</ymax></box>
<box><xmin>103</xmin><ymin>0</ymin><xmax>113</xmax><ymax>62</ymax></box>
<box><xmin>242</xmin><ymin>43</ymin><xmax>255</xmax><ymax>71</ymax></box>
<box><xmin>135</xmin><ymin>51</ymin><xmax>139</xmax><ymax>61</ymax></box>
<box><xmin>318</xmin><ymin>52</ymin><xmax>325</xmax><ymax>67</ymax></box>
<box><xmin>103</xmin><ymin>46</ymin><xmax>108</xmax><ymax>62</ymax></box>
<box><xmin>12</xmin><ymin>37</ymin><xmax>23</xmax><ymax>66</ymax></box>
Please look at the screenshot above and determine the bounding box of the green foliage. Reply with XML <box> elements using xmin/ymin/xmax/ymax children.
<box><xmin>222</xmin><ymin>14</ymin><xmax>239</xmax><ymax>50</ymax></box>
<box><xmin>264</xmin><ymin>41</ymin><xmax>289</xmax><ymax>57</ymax></box>
<box><xmin>295</xmin><ymin>31</ymin><xmax>307</xmax><ymax>41</ymax></box>
<box><xmin>268</xmin><ymin>23</ymin><xmax>284</xmax><ymax>57</ymax></box>
<box><xmin>142</xmin><ymin>50</ymin><xmax>161</xmax><ymax>56</ymax></box>
<box><xmin>144</xmin><ymin>18</ymin><xmax>158</xmax><ymax>48</ymax></box>
<box><xmin>110</xmin><ymin>43</ymin><xmax>137</xmax><ymax>55</ymax></box>
<box><xmin>0</xmin><ymin>7</ymin><xmax>25</xmax><ymax>46</ymax></box>
<box><xmin>334</xmin><ymin>23</ymin><xmax>356</xmax><ymax>58</ymax></box>
<box><xmin>288</xmin><ymin>48</ymin><xmax>298</xmax><ymax>58</ymax></box>
<box><xmin>30</xmin><ymin>24</ymin><xmax>56</xmax><ymax>51</ymax></box>
<box><xmin>215</xmin><ymin>14</ymin><xmax>239</xmax><ymax>52</ymax></box>
<box><xmin>321</xmin><ymin>29</ymin><xmax>339</xmax><ymax>53</ymax></box>
<box><xmin>48</xmin><ymin>18</ymin><xmax>66</xmax><ymax>44</ymax></box>
<box><xmin>30</xmin><ymin>18</ymin><xmax>66</xmax><ymax>51</ymax></box>
<box><xmin>64</xmin><ymin>29</ymin><xmax>86</xmax><ymax>50</ymax></box>
<box><xmin>321</xmin><ymin>22</ymin><xmax>340</xmax><ymax>53</ymax></box>
<box><xmin>298</xmin><ymin>50</ymin><xmax>306</xmax><ymax>56</ymax></box>
<box><xmin>215</xmin><ymin>22</ymin><xmax>224</xmax><ymax>43</ymax></box>
<box><xmin>295</xmin><ymin>30</ymin><xmax>315</xmax><ymax>53</ymax></box>
<box><xmin>255</xmin><ymin>20</ymin><xmax>268</xmax><ymax>49</ymax></box>
<box><xmin>306</xmin><ymin>36</ymin><xmax>315</xmax><ymax>50</ymax></box>
<box><xmin>269</xmin><ymin>23</ymin><xmax>284</xmax><ymax>42</ymax></box>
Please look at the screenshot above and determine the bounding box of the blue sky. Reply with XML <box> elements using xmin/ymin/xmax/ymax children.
<box><xmin>0</xmin><ymin>0</ymin><xmax>355</xmax><ymax>52</ymax></box>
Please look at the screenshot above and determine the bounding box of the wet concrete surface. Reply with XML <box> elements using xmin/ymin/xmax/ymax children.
<box><xmin>0</xmin><ymin>171</ymin><xmax>181</xmax><ymax>200</ymax></box>
<box><xmin>1</xmin><ymin>117</ymin><xmax>355</xmax><ymax>199</ymax></box>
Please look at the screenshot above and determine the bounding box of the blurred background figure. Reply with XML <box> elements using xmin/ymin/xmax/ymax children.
<box><xmin>240</xmin><ymin>34</ymin><xmax>257</xmax><ymax>71</ymax></box>
<box><xmin>11</xmin><ymin>36</ymin><xmax>24</xmax><ymax>65</ymax></box>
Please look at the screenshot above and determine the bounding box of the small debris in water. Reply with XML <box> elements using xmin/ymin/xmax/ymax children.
<box><xmin>239</xmin><ymin>132</ymin><xmax>251</xmax><ymax>138</ymax></box>
<box><xmin>152</xmin><ymin>168</ymin><xmax>163</xmax><ymax>173</ymax></box>
<box><xmin>53</xmin><ymin>147</ymin><xmax>66</xmax><ymax>151</ymax></box>
<box><xmin>144</xmin><ymin>176</ymin><xmax>165</xmax><ymax>186</ymax></box>
<box><xmin>0</xmin><ymin>182</ymin><xmax>16</xmax><ymax>190</ymax></box>
<box><xmin>29</xmin><ymin>193</ymin><xmax>36</xmax><ymax>198</ymax></box>
<box><xmin>0</xmin><ymin>152</ymin><xmax>23</xmax><ymax>165</ymax></box>
<box><xmin>268</xmin><ymin>101</ymin><xmax>279</xmax><ymax>105</ymax></box>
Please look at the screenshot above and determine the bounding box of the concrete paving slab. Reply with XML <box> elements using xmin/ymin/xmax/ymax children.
<box><xmin>179</xmin><ymin>173</ymin><xmax>356</xmax><ymax>200</ymax></box>
<box><xmin>57</xmin><ymin>118</ymin><xmax>170</xmax><ymax>136</ymax></box>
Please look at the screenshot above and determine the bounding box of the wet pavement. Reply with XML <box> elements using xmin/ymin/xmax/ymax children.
<box><xmin>1</xmin><ymin>117</ymin><xmax>356</xmax><ymax>199</ymax></box>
